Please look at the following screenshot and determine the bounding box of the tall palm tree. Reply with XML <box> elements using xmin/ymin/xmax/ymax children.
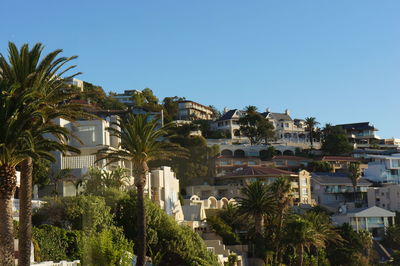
<box><xmin>269</xmin><ymin>177</ymin><xmax>292</xmax><ymax>265</ymax></box>
<box><xmin>238</xmin><ymin>180</ymin><xmax>275</xmax><ymax>235</ymax></box>
<box><xmin>349</xmin><ymin>162</ymin><xmax>362</xmax><ymax>203</ymax></box>
<box><xmin>284</xmin><ymin>217</ymin><xmax>320</xmax><ymax>266</ymax></box>
<box><xmin>0</xmin><ymin>83</ymin><xmax>40</xmax><ymax>265</ymax></box>
<box><xmin>304</xmin><ymin>117</ymin><xmax>319</xmax><ymax>149</ymax></box>
<box><xmin>97</xmin><ymin>113</ymin><xmax>185</xmax><ymax>266</ymax></box>
<box><xmin>0</xmin><ymin>42</ymin><xmax>83</xmax><ymax>265</ymax></box>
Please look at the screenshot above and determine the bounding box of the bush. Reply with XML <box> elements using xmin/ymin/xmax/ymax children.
<box><xmin>115</xmin><ymin>191</ymin><xmax>219</xmax><ymax>265</ymax></box>
<box><xmin>207</xmin><ymin>216</ymin><xmax>241</xmax><ymax>245</ymax></box>
<box><xmin>33</xmin><ymin>225</ymin><xmax>81</xmax><ymax>261</ymax></box>
<box><xmin>33</xmin><ymin>195</ymin><xmax>113</xmax><ymax>232</ymax></box>
<box><xmin>80</xmin><ymin>227</ymin><xmax>133</xmax><ymax>266</ymax></box>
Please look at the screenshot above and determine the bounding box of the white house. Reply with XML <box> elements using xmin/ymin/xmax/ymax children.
<box><xmin>332</xmin><ymin>206</ymin><xmax>395</xmax><ymax>239</ymax></box>
<box><xmin>364</xmin><ymin>154</ymin><xmax>400</xmax><ymax>184</ymax></box>
<box><xmin>150</xmin><ymin>166</ymin><xmax>184</xmax><ymax>222</ymax></box>
<box><xmin>367</xmin><ymin>184</ymin><xmax>400</xmax><ymax>212</ymax></box>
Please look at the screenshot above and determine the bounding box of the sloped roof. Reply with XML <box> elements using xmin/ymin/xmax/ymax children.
<box><xmin>224</xmin><ymin>166</ymin><xmax>295</xmax><ymax>177</ymax></box>
<box><xmin>262</xmin><ymin>112</ymin><xmax>293</xmax><ymax>121</ymax></box>
<box><xmin>273</xmin><ymin>155</ymin><xmax>312</xmax><ymax>161</ymax></box>
<box><xmin>218</xmin><ymin>109</ymin><xmax>237</xmax><ymax>121</ymax></box>
<box><xmin>347</xmin><ymin>206</ymin><xmax>395</xmax><ymax>217</ymax></box>
<box><xmin>321</xmin><ymin>156</ymin><xmax>361</xmax><ymax>162</ymax></box>
<box><xmin>312</xmin><ymin>172</ymin><xmax>372</xmax><ymax>186</ymax></box>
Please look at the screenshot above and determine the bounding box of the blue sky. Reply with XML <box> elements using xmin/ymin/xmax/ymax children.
<box><xmin>1</xmin><ymin>0</ymin><xmax>399</xmax><ymax>138</ymax></box>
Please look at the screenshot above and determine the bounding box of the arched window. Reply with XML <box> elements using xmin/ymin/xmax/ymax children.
<box><xmin>234</xmin><ymin>149</ymin><xmax>245</xmax><ymax>158</ymax></box>
<box><xmin>221</xmin><ymin>149</ymin><xmax>233</xmax><ymax>157</ymax></box>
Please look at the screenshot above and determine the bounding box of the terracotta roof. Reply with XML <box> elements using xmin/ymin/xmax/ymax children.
<box><xmin>272</xmin><ymin>155</ymin><xmax>311</xmax><ymax>161</ymax></box>
<box><xmin>321</xmin><ymin>156</ymin><xmax>360</xmax><ymax>162</ymax></box>
<box><xmin>224</xmin><ymin>166</ymin><xmax>295</xmax><ymax>177</ymax></box>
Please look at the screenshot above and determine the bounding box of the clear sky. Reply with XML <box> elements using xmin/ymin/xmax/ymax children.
<box><xmin>1</xmin><ymin>0</ymin><xmax>399</xmax><ymax>138</ymax></box>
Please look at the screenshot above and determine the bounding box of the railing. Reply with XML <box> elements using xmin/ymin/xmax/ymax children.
<box><xmin>32</xmin><ymin>260</ymin><xmax>80</xmax><ymax>266</ymax></box>
<box><xmin>61</xmin><ymin>155</ymin><xmax>96</xmax><ymax>169</ymax></box>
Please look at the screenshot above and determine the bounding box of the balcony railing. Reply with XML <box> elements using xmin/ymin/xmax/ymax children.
<box><xmin>61</xmin><ymin>155</ymin><xmax>97</xmax><ymax>169</ymax></box>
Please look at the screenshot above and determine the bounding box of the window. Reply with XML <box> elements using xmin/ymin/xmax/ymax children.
<box><xmin>301</xmin><ymin>178</ymin><xmax>307</xmax><ymax>186</ymax></box>
<box><xmin>285</xmin><ymin>123</ymin><xmax>289</xmax><ymax>127</ymax></box>
<box><xmin>78</xmin><ymin>125</ymin><xmax>96</xmax><ymax>142</ymax></box>
<box><xmin>301</xmin><ymin>188</ymin><xmax>308</xmax><ymax>196</ymax></box>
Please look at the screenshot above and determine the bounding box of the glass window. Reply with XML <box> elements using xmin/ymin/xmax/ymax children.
<box><xmin>301</xmin><ymin>188</ymin><xmax>308</xmax><ymax>196</ymax></box>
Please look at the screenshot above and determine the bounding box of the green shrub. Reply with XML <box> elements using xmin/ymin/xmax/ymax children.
<box><xmin>33</xmin><ymin>225</ymin><xmax>81</xmax><ymax>261</ymax></box>
<box><xmin>80</xmin><ymin>227</ymin><xmax>133</xmax><ymax>266</ymax></box>
<box><xmin>115</xmin><ymin>191</ymin><xmax>219</xmax><ymax>265</ymax></box>
<box><xmin>207</xmin><ymin>216</ymin><xmax>241</xmax><ymax>245</ymax></box>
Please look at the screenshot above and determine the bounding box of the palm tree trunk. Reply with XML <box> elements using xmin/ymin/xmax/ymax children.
<box><xmin>353</xmin><ymin>186</ymin><xmax>357</xmax><ymax>204</ymax></box>
<box><xmin>0</xmin><ymin>164</ymin><xmax>17</xmax><ymax>266</ymax></box>
<box><xmin>135</xmin><ymin>162</ymin><xmax>149</xmax><ymax>266</ymax></box>
<box><xmin>309</xmin><ymin>129</ymin><xmax>313</xmax><ymax>149</ymax></box>
<box><xmin>19</xmin><ymin>158</ymin><xmax>33</xmax><ymax>266</ymax></box>
<box><xmin>298</xmin><ymin>245</ymin><xmax>304</xmax><ymax>266</ymax></box>
<box><xmin>254</xmin><ymin>213</ymin><xmax>264</xmax><ymax>235</ymax></box>
<box><xmin>136</xmin><ymin>184</ymin><xmax>146</xmax><ymax>266</ymax></box>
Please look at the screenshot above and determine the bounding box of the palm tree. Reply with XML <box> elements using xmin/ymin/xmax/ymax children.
<box><xmin>349</xmin><ymin>162</ymin><xmax>362</xmax><ymax>203</ymax></box>
<box><xmin>284</xmin><ymin>217</ymin><xmax>320</xmax><ymax>266</ymax></box>
<box><xmin>0</xmin><ymin>85</ymin><xmax>38</xmax><ymax>265</ymax></box>
<box><xmin>237</xmin><ymin>180</ymin><xmax>275</xmax><ymax>235</ymax></box>
<box><xmin>97</xmin><ymin>113</ymin><xmax>185</xmax><ymax>266</ymax></box>
<box><xmin>269</xmin><ymin>177</ymin><xmax>292</xmax><ymax>265</ymax></box>
<box><xmin>49</xmin><ymin>168</ymin><xmax>75</xmax><ymax>197</ymax></box>
<box><xmin>0</xmin><ymin>42</ymin><xmax>83</xmax><ymax>265</ymax></box>
<box><xmin>304</xmin><ymin>117</ymin><xmax>319</xmax><ymax>149</ymax></box>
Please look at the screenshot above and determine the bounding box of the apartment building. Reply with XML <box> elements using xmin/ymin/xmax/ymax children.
<box><xmin>320</xmin><ymin>156</ymin><xmax>367</xmax><ymax>173</ymax></box>
<box><xmin>367</xmin><ymin>184</ymin><xmax>400</xmax><ymax>211</ymax></box>
<box><xmin>364</xmin><ymin>154</ymin><xmax>400</xmax><ymax>184</ymax></box>
<box><xmin>111</xmin><ymin>89</ymin><xmax>141</xmax><ymax>106</ymax></box>
<box><xmin>187</xmin><ymin>168</ymin><xmax>312</xmax><ymax>205</ymax></box>
<box><xmin>311</xmin><ymin>172</ymin><xmax>372</xmax><ymax>210</ymax></box>
<box><xmin>337</xmin><ymin>122</ymin><xmax>380</xmax><ymax>147</ymax></box>
<box><xmin>44</xmin><ymin>116</ymin><xmax>126</xmax><ymax>197</ymax></box>
<box><xmin>177</xmin><ymin>100</ymin><xmax>214</xmax><ymax>120</ymax></box>
<box><xmin>272</xmin><ymin>155</ymin><xmax>313</xmax><ymax>171</ymax></box>
<box><xmin>150</xmin><ymin>166</ymin><xmax>184</xmax><ymax>222</ymax></box>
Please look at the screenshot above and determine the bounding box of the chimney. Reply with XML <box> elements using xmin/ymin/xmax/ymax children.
<box><xmin>266</xmin><ymin>107</ymin><xmax>271</xmax><ymax>112</ymax></box>
<box><xmin>223</xmin><ymin>107</ymin><xmax>229</xmax><ymax>114</ymax></box>
<box><xmin>285</xmin><ymin>109</ymin><xmax>290</xmax><ymax>116</ymax></box>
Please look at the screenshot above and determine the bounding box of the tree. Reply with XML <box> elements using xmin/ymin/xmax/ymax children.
<box><xmin>307</xmin><ymin>161</ymin><xmax>333</xmax><ymax>172</ymax></box>
<box><xmin>0</xmin><ymin>42</ymin><xmax>85</xmax><ymax>265</ymax></box>
<box><xmin>238</xmin><ymin>180</ymin><xmax>274</xmax><ymax>235</ymax></box>
<box><xmin>82</xmin><ymin>166</ymin><xmax>130</xmax><ymax>195</ymax></box>
<box><xmin>322</xmin><ymin>125</ymin><xmax>354</xmax><ymax>155</ymax></box>
<box><xmin>269</xmin><ymin>177</ymin><xmax>292</xmax><ymax>264</ymax></box>
<box><xmin>49</xmin><ymin>168</ymin><xmax>75</xmax><ymax>197</ymax></box>
<box><xmin>97</xmin><ymin>114</ymin><xmax>184</xmax><ymax>266</ymax></box>
<box><xmin>349</xmin><ymin>162</ymin><xmax>362</xmax><ymax>203</ymax></box>
<box><xmin>304</xmin><ymin>117</ymin><xmax>319</xmax><ymax>149</ymax></box>
<box><xmin>115</xmin><ymin>191</ymin><xmax>219</xmax><ymax>265</ymax></box>
<box><xmin>239</xmin><ymin>109</ymin><xmax>275</xmax><ymax>145</ymax></box>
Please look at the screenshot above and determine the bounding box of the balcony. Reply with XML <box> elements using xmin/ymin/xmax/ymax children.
<box><xmin>325</xmin><ymin>186</ymin><xmax>368</xmax><ymax>194</ymax></box>
<box><xmin>61</xmin><ymin>155</ymin><xmax>97</xmax><ymax>169</ymax></box>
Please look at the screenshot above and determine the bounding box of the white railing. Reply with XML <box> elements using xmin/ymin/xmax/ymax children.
<box><xmin>13</xmin><ymin>199</ymin><xmax>46</xmax><ymax>217</ymax></box>
<box><xmin>61</xmin><ymin>155</ymin><xmax>96</xmax><ymax>169</ymax></box>
<box><xmin>32</xmin><ymin>260</ymin><xmax>80</xmax><ymax>266</ymax></box>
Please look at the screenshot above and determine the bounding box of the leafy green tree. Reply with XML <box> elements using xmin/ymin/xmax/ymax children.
<box><xmin>238</xmin><ymin>180</ymin><xmax>274</xmax><ymax>235</ymax></box>
<box><xmin>348</xmin><ymin>162</ymin><xmax>362</xmax><ymax>203</ymax></box>
<box><xmin>269</xmin><ymin>177</ymin><xmax>292</xmax><ymax>264</ymax></box>
<box><xmin>98</xmin><ymin>114</ymin><xmax>184</xmax><ymax>266</ymax></box>
<box><xmin>115</xmin><ymin>192</ymin><xmax>219</xmax><ymax>265</ymax></box>
<box><xmin>307</xmin><ymin>161</ymin><xmax>333</xmax><ymax>172</ymax></box>
<box><xmin>322</xmin><ymin>125</ymin><xmax>354</xmax><ymax>155</ymax></box>
<box><xmin>304</xmin><ymin>117</ymin><xmax>319</xmax><ymax>149</ymax></box>
<box><xmin>207</xmin><ymin>216</ymin><xmax>241</xmax><ymax>245</ymax></box>
<box><xmin>239</xmin><ymin>109</ymin><xmax>275</xmax><ymax>145</ymax></box>
<box><xmin>80</xmin><ymin>227</ymin><xmax>132</xmax><ymax>266</ymax></box>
